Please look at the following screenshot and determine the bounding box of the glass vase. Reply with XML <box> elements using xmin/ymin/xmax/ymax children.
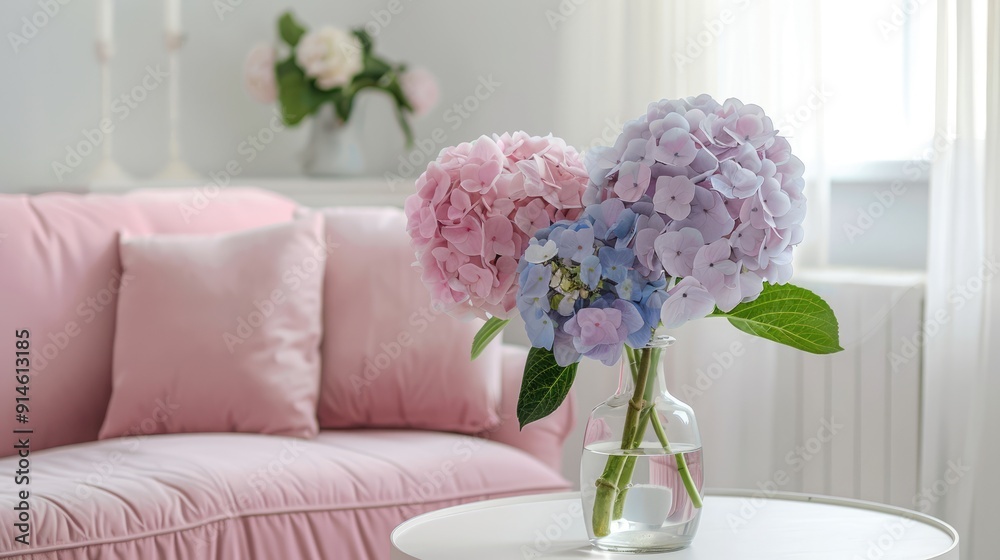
<box><xmin>581</xmin><ymin>335</ymin><xmax>704</xmax><ymax>553</ymax></box>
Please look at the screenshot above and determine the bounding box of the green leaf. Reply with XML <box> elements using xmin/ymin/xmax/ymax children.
<box><xmin>516</xmin><ymin>347</ymin><xmax>578</xmax><ymax>429</ymax></box>
<box><xmin>351</xmin><ymin>27</ymin><xmax>374</xmax><ymax>56</ymax></box>
<box><xmin>275</xmin><ymin>56</ymin><xmax>333</xmax><ymax>126</ymax></box>
<box><xmin>382</xmin><ymin>74</ymin><xmax>414</xmax><ymax>112</ymax></box>
<box><xmin>332</xmin><ymin>75</ymin><xmax>382</xmax><ymax>123</ymax></box>
<box><xmin>358</xmin><ymin>54</ymin><xmax>393</xmax><ymax>79</ymax></box>
<box><xmin>471</xmin><ymin>317</ymin><xmax>509</xmax><ymax>360</ymax></box>
<box><xmin>709</xmin><ymin>282</ymin><xmax>843</xmax><ymax>354</ymax></box>
<box><xmin>278</xmin><ymin>12</ymin><xmax>307</xmax><ymax>47</ymax></box>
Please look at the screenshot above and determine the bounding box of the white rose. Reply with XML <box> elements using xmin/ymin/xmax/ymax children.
<box><xmin>295</xmin><ymin>26</ymin><xmax>363</xmax><ymax>90</ymax></box>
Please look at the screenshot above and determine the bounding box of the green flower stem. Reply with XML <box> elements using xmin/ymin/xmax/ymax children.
<box><xmin>592</xmin><ymin>456</ymin><xmax>626</xmax><ymax>537</ymax></box>
<box><xmin>592</xmin><ymin>348</ymin><xmax>652</xmax><ymax>537</ymax></box>
<box><xmin>650</xmin><ymin>409</ymin><xmax>703</xmax><ymax>509</ymax></box>
<box><xmin>611</xmin><ymin>349</ymin><xmax>661</xmax><ymax>520</ymax></box>
<box><xmin>612</xmin><ymin>408</ymin><xmax>652</xmax><ymax>519</ymax></box>
<box><xmin>609</xmin><ymin>346</ymin><xmax>642</xmax><ymax>520</ymax></box>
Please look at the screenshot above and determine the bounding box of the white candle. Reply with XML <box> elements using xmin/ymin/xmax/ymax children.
<box><xmin>165</xmin><ymin>0</ymin><xmax>181</xmax><ymax>34</ymax></box>
<box><xmin>97</xmin><ymin>0</ymin><xmax>113</xmax><ymax>44</ymax></box>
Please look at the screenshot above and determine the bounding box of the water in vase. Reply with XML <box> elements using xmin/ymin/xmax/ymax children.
<box><xmin>581</xmin><ymin>441</ymin><xmax>704</xmax><ymax>552</ymax></box>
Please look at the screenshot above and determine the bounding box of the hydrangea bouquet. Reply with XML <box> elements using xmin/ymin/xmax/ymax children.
<box><xmin>405</xmin><ymin>95</ymin><xmax>841</xmax><ymax>545</ymax></box>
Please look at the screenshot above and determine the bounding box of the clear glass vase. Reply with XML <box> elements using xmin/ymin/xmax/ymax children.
<box><xmin>581</xmin><ymin>335</ymin><xmax>705</xmax><ymax>553</ymax></box>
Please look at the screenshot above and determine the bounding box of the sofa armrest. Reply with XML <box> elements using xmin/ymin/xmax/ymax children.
<box><xmin>484</xmin><ymin>344</ymin><xmax>576</xmax><ymax>473</ymax></box>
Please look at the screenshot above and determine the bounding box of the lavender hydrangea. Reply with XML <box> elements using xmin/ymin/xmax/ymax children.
<box><xmin>584</xmin><ymin>95</ymin><xmax>807</xmax><ymax>330</ymax></box>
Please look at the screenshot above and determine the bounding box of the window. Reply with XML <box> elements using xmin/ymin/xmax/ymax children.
<box><xmin>821</xmin><ymin>0</ymin><xmax>937</xmax><ymax>166</ymax></box>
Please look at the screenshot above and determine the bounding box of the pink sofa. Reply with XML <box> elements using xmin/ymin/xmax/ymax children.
<box><xmin>0</xmin><ymin>189</ymin><xmax>574</xmax><ymax>559</ymax></box>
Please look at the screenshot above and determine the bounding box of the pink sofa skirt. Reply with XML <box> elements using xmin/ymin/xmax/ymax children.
<box><xmin>0</xmin><ymin>430</ymin><xmax>569</xmax><ymax>559</ymax></box>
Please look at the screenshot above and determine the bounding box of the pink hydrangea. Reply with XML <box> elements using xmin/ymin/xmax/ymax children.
<box><xmin>405</xmin><ymin>132</ymin><xmax>588</xmax><ymax>319</ymax></box>
<box><xmin>584</xmin><ymin>95</ymin><xmax>807</xmax><ymax>328</ymax></box>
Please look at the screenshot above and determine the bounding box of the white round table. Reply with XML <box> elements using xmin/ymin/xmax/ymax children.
<box><xmin>390</xmin><ymin>490</ymin><xmax>958</xmax><ymax>559</ymax></box>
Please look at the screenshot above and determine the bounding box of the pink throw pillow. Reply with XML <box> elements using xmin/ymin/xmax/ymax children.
<box><xmin>317</xmin><ymin>207</ymin><xmax>502</xmax><ymax>434</ymax></box>
<box><xmin>99</xmin><ymin>216</ymin><xmax>325</xmax><ymax>440</ymax></box>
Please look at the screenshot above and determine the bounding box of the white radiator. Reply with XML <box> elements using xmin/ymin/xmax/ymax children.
<box><xmin>782</xmin><ymin>270</ymin><xmax>925</xmax><ymax>507</ymax></box>
<box><xmin>665</xmin><ymin>269</ymin><xmax>925</xmax><ymax>508</ymax></box>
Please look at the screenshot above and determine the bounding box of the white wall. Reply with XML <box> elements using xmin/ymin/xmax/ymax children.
<box><xmin>0</xmin><ymin>0</ymin><xmax>567</xmax><ymax>191</ymax></box>
<box><xmin>0</xmin><ymin>1</ymin><xmax>929</xmax><ymax>270</ymax></box>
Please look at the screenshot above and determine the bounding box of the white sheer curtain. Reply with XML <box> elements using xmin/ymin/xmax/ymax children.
<box><xmin>922</xmin><ymin>1</ymin><xmax>999</xmax><ymax>558</ymax></box>
<box><xmin>555</xmin><ymin>0</ymin><xmax>829</xmax><ymax>489</ymax></box>
<box><xmin>556</xmin><ymin>0</ymin><xmax>828</xmax><ymax>265</ymax></box>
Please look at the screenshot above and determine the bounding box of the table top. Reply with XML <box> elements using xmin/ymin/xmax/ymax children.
<box><xmin>390</xmin><ymin>490</ymin><xmax>959</xmax><ymax>560</ymax></box>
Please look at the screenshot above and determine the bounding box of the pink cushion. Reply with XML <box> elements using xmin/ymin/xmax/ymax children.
<box><xmin>0</xmin><ymin>431</ymin><xmax>569</xmax><ymax>559</ymax></box>
<box><xmin>317</xmin><ymin>207</ymin><xmax>503</xmax><ymax>434</ymax></box>
<box><xmin>0</xmin><ymin>188</ymin><xmax>299</xmax><ymax>456</ymax></box>
<box><xmin>99</xmin><ymin>215</ymin><xmax>325</xmax><ymax>440</ymax></box>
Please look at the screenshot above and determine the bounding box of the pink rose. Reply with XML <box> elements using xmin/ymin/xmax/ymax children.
<box><xmin>400</xmin><ymin>67</ymin><xmax>439</xmax><ymax>117</ymax></box>
<box><xmin>243</xmin><ymin>44</ymin><xmax>277</xmax><ymax>104</ymax></box>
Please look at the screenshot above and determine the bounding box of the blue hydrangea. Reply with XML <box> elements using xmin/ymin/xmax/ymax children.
<box><xmin>515</xmin><ymin>202</ymin><xmax>672</xmax><ymax>366</ymax></box>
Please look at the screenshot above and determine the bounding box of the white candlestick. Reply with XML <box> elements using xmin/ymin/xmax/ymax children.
<box><xmin>166</xmin><ymin>0</ymin><xmax>180</xmax><ymax>34</ymax></box>
<box><xmin>154</xmin><ymin>9</ymin><xmax>201</xmax><ymax>183</ymax></box>
<box><xmin>90</xmin><ymin>5</ymin><xmax>132</xmax><ymax>190</ymax></box>
<box><xmin>97</xmin><ymin>0</ymin><xmax>113</xmax><ymax>44</ymax></box>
